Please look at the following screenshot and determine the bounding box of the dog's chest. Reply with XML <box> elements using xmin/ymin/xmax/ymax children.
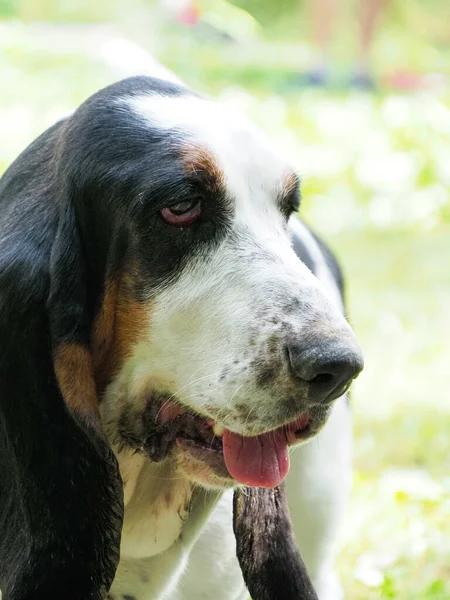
<box><xmin>108</xmin><ymin>454</ymin><xmax>196</xmax><ymax>599</ymax></box>
<box><xmin>109</xmin><ymin>488</ymin><xmax>248</xmax><ymax>600</ymax></box>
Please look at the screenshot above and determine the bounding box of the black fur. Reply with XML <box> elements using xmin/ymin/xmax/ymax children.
<box><xmin>0</xmin><ymin>94</ymin><xmax>130</xmax><ymax>598</ymax></box>
<box><xmin>290</xmin><ymin>225</ymin><xmax>317</xmax><ymax>274</ymax></box>
<box><xmin>291</xmin><ymin>224</ymin><xmax>345</xmax><ymax>304</ymax></box>
<box><xmin>311</xmin><ymin>230</ymin><xmax>345</xmax><ymax>303</ymax></box>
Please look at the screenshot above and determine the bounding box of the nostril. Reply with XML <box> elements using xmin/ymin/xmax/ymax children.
<box><xmin>310</xmin><ymin>372</ymin><xmax>334</xmax><ymax>386</ymax></box>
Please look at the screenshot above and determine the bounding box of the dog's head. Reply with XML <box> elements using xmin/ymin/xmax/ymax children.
<box><xmin>50</xmin><ymin>77</ymin><xmax>363</xmax><ymax>490</ymax></box>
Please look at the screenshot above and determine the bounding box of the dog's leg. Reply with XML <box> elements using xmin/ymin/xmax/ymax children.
<box><xmin>285</xmin><ymin>397</ymin><xmax>352</xmax><ymax>600</ymax></box>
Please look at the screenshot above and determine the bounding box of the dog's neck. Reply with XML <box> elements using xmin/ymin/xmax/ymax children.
<box><xmin>117</xmin><ymin>448</ymin><xmax>195</xmax><ymax>559</ymax></box>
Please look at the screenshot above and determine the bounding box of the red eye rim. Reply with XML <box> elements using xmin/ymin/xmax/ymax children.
<box><xmin>160</xmin><ymin>200</ymin><xmax>202</xmax><ymax>226</ymax></box>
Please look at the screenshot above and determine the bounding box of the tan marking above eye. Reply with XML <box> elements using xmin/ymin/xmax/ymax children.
<box><xmin>282</xmin><ymin>171</ymin><xmax>300</xmax><ymax>196</ymax></box>
<box><xmin>181</xmin><ymin>144</ymin><xmax>225</xmax><ymax>194</ymax></box>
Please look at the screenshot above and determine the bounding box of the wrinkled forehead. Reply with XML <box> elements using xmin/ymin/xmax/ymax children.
<box><xmin>124</xmin><ymin>92</ymin><xmax>295</xmax><ymax>210</ymax></box>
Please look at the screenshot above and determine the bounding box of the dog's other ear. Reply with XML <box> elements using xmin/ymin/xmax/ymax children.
<box><xmin>233</xmin><ymin>484</ymin><xmax>318</xmax><ymax>600</ymax></box>
<box><xmin>0</xmin><ymin>132</ymin><xmax>123</xmax><ymax>598</ymax></box>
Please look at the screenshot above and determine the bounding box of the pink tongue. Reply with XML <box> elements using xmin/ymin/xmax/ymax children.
<box><xmin>222</xmin><ymin>428</ymin><xmax>290</xmax><ymax>488</ymax></box>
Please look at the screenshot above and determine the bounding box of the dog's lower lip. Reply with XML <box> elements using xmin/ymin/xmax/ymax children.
<box><xmin>176</xmin><ymin>436</ymin><xmax>231</xmax><ymax>479</ymax></box>
<box><xmin>294</xmin><ymin>422</ymin><xmax>311</xmax><ymax>438</ymax></box>
<box><xmin>176</xmin><ymin>436</ymin><xmax>223</xmax><ymax>453</ymax></box>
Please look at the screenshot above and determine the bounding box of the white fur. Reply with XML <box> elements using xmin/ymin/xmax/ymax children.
<box><xmin>104</xmin><ymin>87</ymin><xmax>355</xmax><ymax>599</ymax></box>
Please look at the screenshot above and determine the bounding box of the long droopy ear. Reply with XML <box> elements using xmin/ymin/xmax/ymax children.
<box><xmin>0</xmin><ymin>180</ymin><xmax>123</xmax><ymax>598</ymax></box>
<box><xmin>46</xmin><ymin>194</ymin><xmax>124</xmax><ymax>596</ymax></box>
<box><xmin>233</xmin><ymin>484</ymin><xmax>318</xmax><ymax>600</ymax></box>
<box><xmin>48</xmin><ymin>195</ymin><xmax>103</xmax><ymax>438</ymax></box>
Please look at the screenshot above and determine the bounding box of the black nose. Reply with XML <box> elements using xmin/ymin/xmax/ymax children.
<box><xmin>287</xmin><ymin>339</ymin><xmax>364</xmax><ymax>403</ymax></box>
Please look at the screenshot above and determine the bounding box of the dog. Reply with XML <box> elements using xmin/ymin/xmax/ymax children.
<box><xmin>0</xmin><ymin>75</ymin><xmax>363</xmax><ymax>600</ymax></box>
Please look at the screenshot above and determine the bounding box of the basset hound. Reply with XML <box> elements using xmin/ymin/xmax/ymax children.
<box><xmin>0</xmin><ymin>75</ymin><xmax>363</xmax><ymax>600</ymax></box>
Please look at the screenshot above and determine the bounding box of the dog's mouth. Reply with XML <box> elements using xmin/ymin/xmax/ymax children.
<box><xmin>139</xmin><ymin>400</ymin><xmax>312</xmax><ymax>488</ymax></box>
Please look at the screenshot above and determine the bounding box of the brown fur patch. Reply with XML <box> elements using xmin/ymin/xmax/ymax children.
<box><xmin>54</xmin><ymin>343</ymin><xmax>100</xmax><ymax>427</ymax></box>
<box><xmin>181</xmin><ymin>144</ymin><xmax>225</xmax><ymax>194</ymax></box>
<box><xmin>91</xmin><ymin>272</ymin><xmax>148</xmax><ymax>396</ymax></box>
<box><xmin>281</xmin><ymin>171</ymin><xmax>300</xmax><ymax>199</ymax></box>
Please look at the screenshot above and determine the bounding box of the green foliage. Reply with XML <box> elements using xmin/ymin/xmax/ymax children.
<box><xmin>0</xmin><ymin>0</ymin><xmax>148</xmax><ymax>22</ymax></box>
<box><xmin>227</xmin><ymin>0</ymin><xmax>299</xmax><ymax>26</ymax></box>
<box><xmin>380</xmin><ymin>577</ymin><xmax>397</xmax><ymax>598</ymax></box>
<box><xmin>0</xmin><ymin>0</ymin><xmax>15</xmax><ymax>17</ymax></box>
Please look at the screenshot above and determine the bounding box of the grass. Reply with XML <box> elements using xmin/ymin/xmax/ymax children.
<box><xmin>335</xmin><ymin>227</ymin><xmax>450</xmax><ymax>599</ymax></box>
<box><xmin>0</xmin><ymin>6</ymin><xmax>449</xmax><ymax>598</ymax></box>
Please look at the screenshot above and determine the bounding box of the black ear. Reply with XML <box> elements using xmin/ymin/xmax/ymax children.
<box><xmin>0</xmin><ymin>130</ymin><xmax>123</xmax><ymax>599</ymax></box>
<box><xmin>47</xmin><ymin>191</ymin><xmax>105</xmax><ymax>438</ymax></box>
<box><xmin>233</xmin><ymin>484</ymin><xmax>318</xmax><ymax>600</ymax></box>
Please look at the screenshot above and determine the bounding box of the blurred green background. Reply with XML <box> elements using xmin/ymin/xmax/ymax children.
<box><xmin>1</xmin><ymin>1</ymin><xmax>449</xmax><ymax>598</ymax></box>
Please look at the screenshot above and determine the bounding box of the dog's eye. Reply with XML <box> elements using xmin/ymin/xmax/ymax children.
<box><xmin>160</xmin><ymin>199</ymin><xmax>202</xmax><ymax>226</ymax></box>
